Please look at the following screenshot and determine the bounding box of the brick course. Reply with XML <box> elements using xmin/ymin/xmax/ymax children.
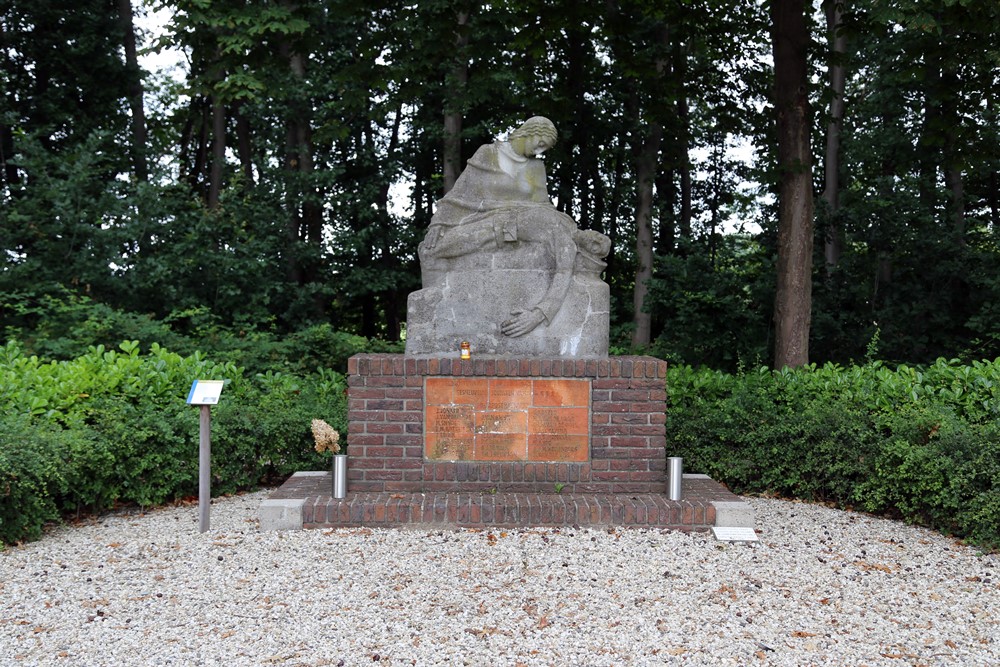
<box><xmin>347</xmin><ymin>354</ymin><xmax>667</xmax><ymax>494</ymax></box>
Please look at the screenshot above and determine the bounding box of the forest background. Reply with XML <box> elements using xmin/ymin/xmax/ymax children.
<box><xmin>2</xmin><ymin>1</ymin><xmax>1000</xmax><ymax>547</ymax></box>
<box><xmin>3</xmin><ymin>0</ymin><xmax>999</xmax><ymax>369</ymax></box>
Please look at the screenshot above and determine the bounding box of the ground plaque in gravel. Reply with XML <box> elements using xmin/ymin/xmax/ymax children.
<box><xmin>1</xmin><ymin>491</ymin><xmax>997</xmax><ymax>666</ymax></box>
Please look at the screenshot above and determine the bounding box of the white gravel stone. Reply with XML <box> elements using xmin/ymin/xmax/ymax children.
<box><xmin>1</xmin><ymin>491</ymin><xmax>997</xmax><ymax>666</ymax></box>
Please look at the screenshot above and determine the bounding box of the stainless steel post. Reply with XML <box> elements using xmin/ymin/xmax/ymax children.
<box><xmin>333</xmin><ymin>455</ymin><xmax>348</xmax><ymax>499</ymax></box>
<box><xmin>667</xmin><ymin>456</ymin><xmax>683</xmax><ymax>501</ymax></box>
<box><xmin>199</xmin><ymin>405</ymin><xmax>211</xmax><ymax>532</ymax></box>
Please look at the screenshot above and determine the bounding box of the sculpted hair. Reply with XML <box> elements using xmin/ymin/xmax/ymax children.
<box><xmin>508</xmin><ymin>116</ymin><xmax>558</xmax><ymax>144</ymax></box>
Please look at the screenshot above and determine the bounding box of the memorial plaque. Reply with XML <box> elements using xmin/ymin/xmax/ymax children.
<box><xmin>711</xmin><ymin>526</ymin><xmax>759</xmax><ymax>542</ymax></box>
<box><xmin>425</xmin><ymin>377</ymin><xmax>455</xmax><ymax>406</ymax></box>
<box><xmin>475</xmin><ymin>410</ymin><xmax>527</xmax><ymax>434</ymax></box>
<box><xmin>528</xmin><ymin>407</ymin><xmax>588</xmax><ymax>435</ymax></box>
<box><xmin>424</xmin><ymin>404</ymin><xmax>475</xmax><ymax>459</ymax></box>
<box><xmin>527</xmin><ymin>433</ymin><xmax>589</xmax><ymax>461</ymax></box>
<box><xmin>488</xmin><ymin>379</ymin><xmax>533</xmax><ymax>410</ymax></box>
<box><xmin>476</xmin><ymin>432</ymin><xmax>527</xmax><ymax>460</ymax></box>
<box><xmin>425</xmin><ymin>377</ymin><xmax>590</xmax><ymax>462</ymax></box>
<box><xmin>453</xmin><ymin>379</ymin><xmax>489</xmax><ymax>407</ymax></box>
<box><xmin>532</xmin><ymin>379</ymin><xmax>590</xmax><ymax>407</ymax></box>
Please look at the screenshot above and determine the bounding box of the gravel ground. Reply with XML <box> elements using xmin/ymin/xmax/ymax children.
<box><xmin>1</xmin><ymin>491</ymin><xmax>997</xmax><ymax>667</ymax></box>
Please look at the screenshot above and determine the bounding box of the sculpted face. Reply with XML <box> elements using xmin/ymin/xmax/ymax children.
<box><xmin>513</xmin><ymin>134</ymin><xmax>553</xmax><ymax>158</ymax></box>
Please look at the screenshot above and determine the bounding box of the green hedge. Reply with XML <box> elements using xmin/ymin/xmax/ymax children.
<box><xmin>0</xmin><ymin>341</ymin><xmax>347</xmax><ymax>545</ymax></box>
<box><xmin>667</xmin><ymin>359</ymin><xmax>1000</xmax><ymax>549</ymax></box>
<box><xmin>6</xmin><ymin>342</ymin><xmax>998</xmax><ymax>550</ymax></box>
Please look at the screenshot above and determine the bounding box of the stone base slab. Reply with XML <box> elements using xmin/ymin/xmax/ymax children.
<box><xmin>260</xmin><ymin>471</ymin><xmax>753</xmax><ymax>532</ymax></box>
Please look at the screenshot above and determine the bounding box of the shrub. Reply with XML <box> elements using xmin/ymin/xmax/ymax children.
<box><xmin>667</xmin><ymin>359</ymin><xmax>1000</xmax><ymax>549</ymax></box>
<box><xmin>0</xmin><ymin>340</ymin><xmax>350</xmax><ymax>545</ymax></box>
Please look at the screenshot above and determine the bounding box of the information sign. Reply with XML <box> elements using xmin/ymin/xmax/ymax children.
<box><xmin>186</xmin><ymin>380</ymin><xmax>225</xmax><ymax>405</ymax></box>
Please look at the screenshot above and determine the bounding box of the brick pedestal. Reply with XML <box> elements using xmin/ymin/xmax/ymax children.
<box><xmin>346</xmin><ymin>354</ymin><xmax>667</xmax><ymax>494</ymax></box>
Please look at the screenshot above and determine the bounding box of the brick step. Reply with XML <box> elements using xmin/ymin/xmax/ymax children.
<box><xmin>260</xmin><ymin>471</ymin><xmax>752</xmax><ymax>532</ymax></box>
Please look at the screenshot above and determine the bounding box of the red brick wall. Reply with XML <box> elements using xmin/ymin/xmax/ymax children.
<box><xmin>347</xmin><ymin>355</ymin><xmax>667</xmax><ymax>493</ymax></box>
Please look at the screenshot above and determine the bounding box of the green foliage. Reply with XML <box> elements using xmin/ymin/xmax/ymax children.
<box><xmin>668</xmin><ymin>359</ymin><xmax>1000</xmax><ymax>549</ymax></box>
<box><xmin>0</xmin><ymin>414</ymin><xmax>95</xmax><ymax>544</ymax></box>
<box><xmin>644</xmin><ymin>236</ymin><xmax>771</xmax><ymax>370</ymax></box>
<box><xmin>0</xmin><ymin>339</ymin><xmax>352</xmax><ymax>545</ymax></box>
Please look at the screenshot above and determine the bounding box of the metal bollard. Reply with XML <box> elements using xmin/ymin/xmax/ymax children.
<box><xmin>332</xmin><ymin>455</ymin><xmax>348</xmax><ymax>499</ymax></box>
<box><xmin>667</xmin><ymin>457</ymin><xmax>683</xmax><ymax>500</ymax></box>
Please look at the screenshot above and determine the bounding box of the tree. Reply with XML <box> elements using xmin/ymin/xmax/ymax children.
<box><xmin>819</xmin><ymin>0</ymin><xmax>847</xmax><ymax>272</ymax></box>
<box><xmin>117</xmin><ymin>0</ymin><xmax>148</xmax><ymax>182</ymax></box>
<box><xmin>770</xmin><ymin>0</ymin><xmax>814</xmax><ymax>369</ymax></box>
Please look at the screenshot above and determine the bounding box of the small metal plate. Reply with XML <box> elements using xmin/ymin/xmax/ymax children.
<box><xmin>712</xmin><ymin>526</ymin><xmax>759</xmax><ymax>542</ymax></box>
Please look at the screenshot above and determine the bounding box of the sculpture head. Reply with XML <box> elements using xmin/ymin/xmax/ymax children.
<box><xmin>572</xmin><ymin>229</ymin><xmax>612</xmax><ymax>274</ymax></box>
<box><xmin>509</xmin><ymin>116</ymin><xmax>558</xmax><ymax>157</ymax></box>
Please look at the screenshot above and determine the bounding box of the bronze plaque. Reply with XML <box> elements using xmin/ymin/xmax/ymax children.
<box><xmin>425</xmin><ymin>378</ymin><xmax>589</xmax><ymax>462</ymax></box>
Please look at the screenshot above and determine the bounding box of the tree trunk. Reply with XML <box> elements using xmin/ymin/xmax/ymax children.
<box><xmin>771</xmin><ymin>0</ymin><xmax>814</xmax><ymax>369</ymax></box>
<box><xmin>674</xmin><ymin>42</ymin><xmax>693</xmax><ymax>247</ymax></box>
<box><xmin>442</xmin><ymin>7</ymin><xmax>470</xmax><ymax>194</ymax></box>
<box><xmin>234</xmin><ymin>103</ymin><xmax>255</xmax><ymax>187</ymax></box>
<box><xmin>938</xmin><ymin>27</ymin><xmax>964</xmax><ymax>241</ymax></box>
<box><xmin>117</xmin><ymin>0</ymin><xmax>148</xmax><ymax>182</ymax></box>
<box><xmin>678</xmin><ymin>97</ymin><xmax>692</xmax><ymax>245</ymax></box>
<box><xmin>604</xmin><ymin>145</ymin><xmax>626</xmax><ymax>280</ymax></box>
<box><xmin>989</xmin><ymin>170</ymin><xmax>999</xmax><ymax>230</ymax></box>
<box><xmin>208</xmin><ymin>95</ymin><xmax>226</xmax><ymax>209</ymax></box>
<box><xmin>0</xmin><ymin>20</ymin><xmax>16</xmax><ymax>189</ymax></box>
<box><xmin>655</xmin><ymin>165</ymin><xmax>675</xmax><ymax>254</ymax></box>
<box><xmin>918</xmin><ymin>54</ymin><xmax>941</xmax><ymax>210</ymax></box>
<box><xmin>630</xmin><ymin>23</ymin><xmax>669</xmax><ymax>348</ymax></box>
<box><xmin>0</xmin><ymin>124</ymin><xmax>16</xmax><ymax>189</ymax></box>
<box><xmin>821</xmin><ymin>0</ymin><xmax>846</xmax><ymax>272</ymax></box>
<box><xmin>282</xmin><ymin>48</ymin><xmax>307</xmax><ymax>286</ymax></box>
<box><xmin>632</xmin><ymin>123</ymin><xmax>663</xmax><ymax>347</ymax></box>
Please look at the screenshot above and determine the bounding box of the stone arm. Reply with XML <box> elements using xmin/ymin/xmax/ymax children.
<box><xmin>501</xmin><ymin>208</ymin><xmax>578</xmax><ymax>337</ymax></box>
<box><xmin>422</xmin><ymin>201</ymin><xmax>554</xmax><ymax>259</ymax></box>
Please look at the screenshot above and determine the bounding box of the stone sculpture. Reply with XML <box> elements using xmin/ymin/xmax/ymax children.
<box><xmin>405</xmin><ymin>117</ymin><xmax>611</xmax><ymax>357</ymax></box>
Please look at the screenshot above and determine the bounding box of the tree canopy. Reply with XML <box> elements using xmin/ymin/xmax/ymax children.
<box><xmin>2</xmin><ymin>0</ymin><xmax>998</xmax><ymax>370</ymax></box>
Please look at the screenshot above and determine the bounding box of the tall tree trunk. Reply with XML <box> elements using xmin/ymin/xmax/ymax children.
<box><xmin>771</xmin><ymin>0</ymin><xmax>814</xmax><ymax>369</ymax></box>
<box><xmin>282</xmin><ymin>45</ymin><xmax>325</xmax><ymax>322</ymax></box>
<box><xmin>655</xmin><ymin>165</ymin><xmax>675</xmax><ymax>254</ymax></box>
<box><xmin>0</xmin><ymin>124</ymin><xmax>16</xmax><ymax>190</ymax></box>
<box><xmin>442</xmin><ymin>7</ymin><xmax>470</xmax><ymax>194</ymax></box>
<box><xmin>821</xmin><ymin>0</ymin><xmax>846</xmax><ymax>272</ymax></box>
<box><xmin>604</xmin><ymin>145</ymin><xmax>627</xmax><ymax>281</ymax></box>
<box><xmin>918</xmin><ymin>54</ymin><xmax>941</xmax><ymax>210</ymax></box>
<box><xmin>989</xmin><ymin>82</ymin><xmax>1000</xmax><ymax>229</ymax></box>
<box><xmin>377</xmin><ymin>106</ymin><xmax>404</xmax><ymax>340</ymax></box>
<box><xmin>282</xmin><ymin>49</ymin><xmax>307</xmax><ymax>286</ymax></box>
<box><xmin>0</xmin><ymin>20</ymin><xmax>16</xmax><ymax>188</ymax></box>
<box><xmin>989</xmin><ymin>170</ymin><xmax>999</xmax><ymax>230</ymax></box>
<box><xmin>234</xmin><ymin>103</ymin><xmax>255</xmax><ymax>187</ymax></box>
<box><xmin>630</xmin><ymin>23</ymin><xmax>669</xmax><ymax>348</ymax></box>
<box><xmin>208</xmin><ymin>94</ymin><xmax>226</xmax><ymax>209</ymax></box>
<box><xmin>939</xmin><ymin>33</ymin><xmax>964</xmax><ymax>241</ymax></box>
<box><xmin>632</xmin><ymin>123</ymin><xmax>663</xmax><ymax>347</ymax></box>
<box><xmin>678</xmin><ymin>97</ymin><xmax>692</xmax><ymax>245</ymax></box>
<box><xmin>117</xmin><ymin>0</ymin><xmax>148</xmax><ymax>182</ymax></box>
<box><xmin>674</xmin><ymin>43</ymin><xmax>693</xmax><ymax>247</ymax></box>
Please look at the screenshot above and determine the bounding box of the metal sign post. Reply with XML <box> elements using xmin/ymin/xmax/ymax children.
<box><xmin>186</xmin><ymin>380</ymin><xmax>225</xmax><ymax>533</ymax></box>
<box><xmin>198</xmin><ymin>404</ymin><xmax>211</xmax><ymax>532</ymax></box>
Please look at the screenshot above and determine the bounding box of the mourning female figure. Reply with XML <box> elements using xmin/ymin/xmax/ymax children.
<box><xmin>408</xmin><ymin>117</ymin><xmax>611</xmax><ymax>357</ymax></box>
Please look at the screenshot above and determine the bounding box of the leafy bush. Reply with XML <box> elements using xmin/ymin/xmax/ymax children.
<box><xmin>1</xmin><ymin>290</ymin><xmax>402</xmax><ymax>376</ymax></box>
<box><xmin>0</xmin><ymin>340</ymin><xmax>349</xmax><ymax>545</ymax></box>
<box><xmin>667</xmin><ymin>359</ymin><xmax>1000</xmax><ymax>549</ymax></box>
<box><xmin>0</xmin><ymin>414</ymin><xmax>96</xmax><ymax>543</ymax></box>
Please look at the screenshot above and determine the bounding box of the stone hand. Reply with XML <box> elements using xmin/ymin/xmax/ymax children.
<box><xmin>501</xmin><ymin>308</ymin><xmax>546</xmax><ymax>337</ymax></box>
